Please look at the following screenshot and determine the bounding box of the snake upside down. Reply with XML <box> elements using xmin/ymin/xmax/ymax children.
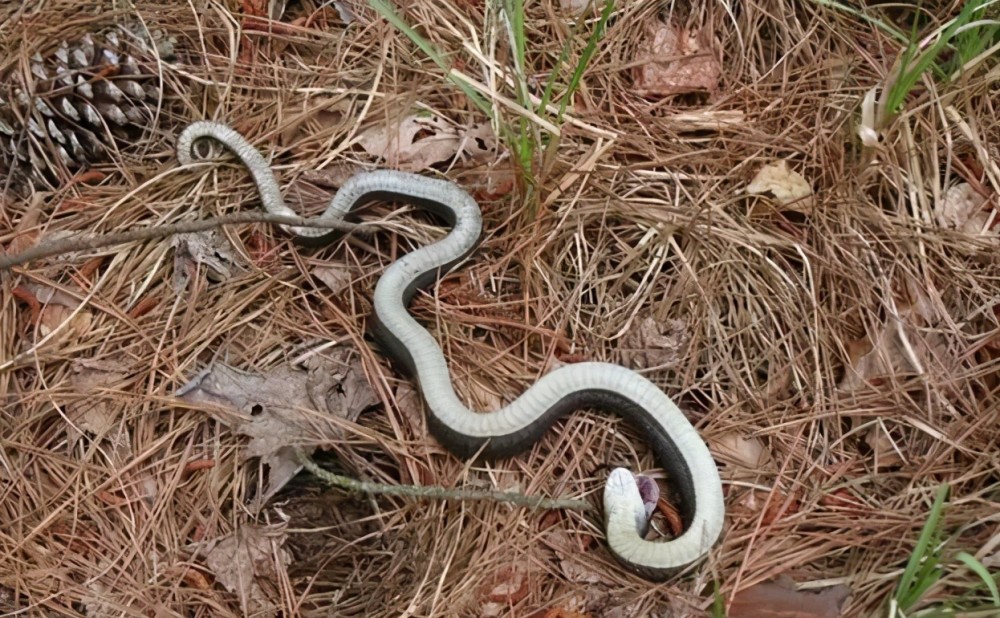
<box><xmin>176</xmin><ymin>120</ymin><xmax>725</xmax><ymax>580</ymax></box>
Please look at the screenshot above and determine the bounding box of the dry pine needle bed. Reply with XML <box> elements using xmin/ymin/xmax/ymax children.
<box><xmin>1</xmin><ymin>1</ymin><xmax>999</xmax><ymax>617</ymax></box>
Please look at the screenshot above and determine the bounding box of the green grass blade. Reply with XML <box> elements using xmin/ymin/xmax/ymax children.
<box><xmin>884</xmin><ymin>0</ymin><xmax>990</xmax><ymax>112</ymax></box>
<box><xmin>895</xmin><ymin>484</ymin><xmax>950</xmax><ymax>611</ymax></box>
<box><xmin>557</xmin><ymin>0</ymin><xmax>614</xmax><ymax>121</ymax></box>
<box><xmin>955</xmin><ymin>551</ymin><xmax>1000</xmax><ymax>607</ymax></box>
<box><xmin>808</xmin><ymin>0</ymin><xmax>908</xmax><ymax>44</ymax></box>
<box><xmin>367</xmin><ymin>0</ymin><xmax>493</xmax><ymax>117</ymax></box>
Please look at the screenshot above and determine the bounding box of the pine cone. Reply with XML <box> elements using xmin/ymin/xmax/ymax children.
<box><xmin>0</xmin><ymin>26</ymin><xmax>175</xmax><ymax>189</ymax></box>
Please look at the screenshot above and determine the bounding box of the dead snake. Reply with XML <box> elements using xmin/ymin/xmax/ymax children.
<box><xmin>176</xmin><ymin>120</ymin><xmax>725</xmax><ymax>580</ymax></box>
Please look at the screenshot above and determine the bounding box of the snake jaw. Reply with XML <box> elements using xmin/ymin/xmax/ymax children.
<box><xmin>634</xmin><ymin>474</ymin><xmax>661</xmax><ymax>520</ymax></box>
<box><xmin>605</xmin><ymin>468</ymin><xmax>651</xmax><ymax>537</ymax></box>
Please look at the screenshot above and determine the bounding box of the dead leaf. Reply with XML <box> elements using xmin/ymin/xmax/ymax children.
<box><xmin>559</xmin><ymin>559</ymin><xmax>616</xmax><ymax>585</ymax></box>
<box><xmin>480</xmin><ymin>565</ymin><xmax>531</xmax><ymax>604</ymax></box>
<box><xmin>620</xmin><ymin>317</ymin><xmax>689</xmax><ymax>369</ymax></box>
<box><xmin>37</xmin><ymin>303</ymin><xmax>92</xmax><ymax>342</ymax></box>
<box><xmin>64</xmin><ymin>358</ymin><xmax>131</xmax><ymax>444</ymax></box>
<box><xmin>731</xmin><ymin>489</ymin><xmax>800</xmax><ymax>527</ymax></box>
<box><xmin>394</xmin><ymin>382</ymin><xmax>425</xmax><ymax>437</ymax></box>
<box><xmin>633</xmin><ymin>22</ymin><xmax>721</xmax><ymax>97</ymax></box>
<box><xmin>559</xmin><ymin>0</ymin><xmax>591</xmax><ymax>14</ymax></box>
<box><xmin>172</xmin><ymin>230</ymin><xmax>238</xmax><ymax>290</ymax></box>
<box><xmin>861</xmin><ymin>423</ymin><xmax>906</xmax><ymax>469</ymax></box>
<box><xmin>312</xmin><ymin>263</ymin><xmax>356</xmax><ymax>296</ymax></box>
<box><xmin>746</xmin><ymin>160</ymin><xmax>815</xmax><ymax>213</ymax></box>
<box><xmin>730</xmin><ymin>577</ymin><xmax>851</xmax><ymax>618</ymax></box>
<box><xmin>278</xmin><ymin>97</ymin><xmax>352</xmax><ymax>148</ymax></box>
<box><xmin>838</xmin><ymin>278</ymin><xmax>959</xmax><ymax>393</ymax></box>
<box><xmin>357</xmin><ymin>115</ymin><xmax>497</xmax><ymax>172</ymax></box>
<box><xmin>199</xmin><ymin>524</ymin><xmax>291</xmax><ymax>618</ymax></box>
<box><xmin>18</xmin><ymin>283</ymin><xmax>93</xmax><ymax>346</ymax></box>
<box><xmin>5</xmin><ymin>193</ymin><xmax>43</xmax><ymax>256</ymax></box>
<box><xmin>175</xmin><ymin>350</ymin><xmax>376</xmax><ymax>505</ymax></box>
<box><xmin>819</xmin><ymin>488</ymin><xmax>869</xmax><ymax>516</ymax></box>
<box><xmin>935</xmin><ymin>183</ymin><xmax>998</xmax><ymax>244</ymax></box>
<box><xmin>714</xmin><ymin>432</ymin><xmax>772</xmax><ymax>475</ymax></box>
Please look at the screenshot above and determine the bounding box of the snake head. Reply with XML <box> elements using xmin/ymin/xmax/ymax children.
<box><xmin>604</xmin><ymin>468</ymin><xmax>658</xmax><ymax>537</ymax></box>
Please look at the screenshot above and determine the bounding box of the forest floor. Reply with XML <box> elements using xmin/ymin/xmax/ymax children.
<box><xmin>2</xmin><ymin>1</ymin><xmax>999</xmax><ymax>616</ymax></box>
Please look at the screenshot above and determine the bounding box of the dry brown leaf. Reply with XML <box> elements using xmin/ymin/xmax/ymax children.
<box><xmin>732</xmin><ymin>488</ymin><xmax>800</xmax><ymax>527</ymax></box>
<box><xmin>729</xmin><ymin>577</ymin><xmax>851</xmax><ymax>618</ymax></box>
<box><xmin>620</xmin><ymin>316</ymin><xmax>689</xmax><ymax>369</ymax></box>
<box><xmin>861</xmin><ymin>423</ymin><xmax>906</xmax><ymax>469</ymax></box>
<box><xmin>746</xmin><ymin>160</ymin><xmax>815</xmax><ymax>213</ymax></box>
<box><xmin>633</xmin><ymin>22</ymin><xmax>721</xmax><ymax>97</ymax></box>
<box><xmin>312</xmin><ymin>263</ymin><xmax>356</xmax><ymax>296</ymax></box>
<box><xmin>934</xmin><ymin>183</ymin><xmax>998</xmax><ymax>244</ymax></box>
<box><xmin>559</xmin><ymin>0</ymin><xmax>592</xmax><ymax>15</ymax></box>
<box><xmin>838</xmin><ymin>279</ymin><xmax>959</xmax><ymax>393</ymax></box>
<box><xmin>20</xmin><ymin>283</ymin><xmax>93</xmax><ymax>346</ymax></box>
<box><xmin>278</xmin><ymin>97</ymin><xmax>352</xmax><ymax>147</ymax></box>
<box><xmin>5</xmin><ymin>194</ymin><xmax>43</xmax><ymax>256</ymax></box>
<box><xmin>199</xmin><ymin>524</ymin><xmax>291</xmax><ymax>618</ymax></box>
<box><xmin>559</xmin><ymin>558</ymin><xmax>616</xmax><ymax>585</ymax></box>
<box><xmin>171</xmin><ymin>230</ymin><xmax>238</xmax><ymax>289</ymax></box>
<box><xmin>393</xmin><ymin>382</ymin><xmax>425</xmax><ymax>435</ymax></box>
<box><xmin>481</xmin><ymin>565</ymin><xmax>531</xmax><ymax>604</ymax></box>
<box><xmin>713</xmin><ymin>432</ymin><xmax>772</xmax><ymax>475</ymax></box>
<box><xmin>357</xmin><ymin>115</ymin><xmax>497</xmax><ymax>171</ymax></box>
<box><xmin>64</xmin><ymin>358</ymin><xmax>131</xmax><ymax>444</ymax></box>
<box><xmin>175</xmin><ymin>351</ymin><xmax>376</xmax><ymax>504</ymax></box>
<box><xmin>37</xmin><ymin>304</ymin><xmax>92</xmax><ymax>341</ymax></box>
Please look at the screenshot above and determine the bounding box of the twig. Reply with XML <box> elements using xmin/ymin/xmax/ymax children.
<box><xmin>0</xmin><ymin>212</ymin><xmax>369</xmax><ymax>270</ymax></box>
<box><xmin>295</xmin><ymin>448</ymin><xmax>595</xmax><ymax>512</ymax></box>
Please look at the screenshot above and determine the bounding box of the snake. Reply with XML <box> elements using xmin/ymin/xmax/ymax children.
<box><xmin>176</xmin><ymin>121</ymin><xmax>725</xmax><ymax>580</ymax></box>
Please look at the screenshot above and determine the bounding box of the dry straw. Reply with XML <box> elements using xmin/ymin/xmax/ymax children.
<box><xmin>1</xmin><ymin>1</ymin><xmax>998</xmax><ymax>616</ymax></box>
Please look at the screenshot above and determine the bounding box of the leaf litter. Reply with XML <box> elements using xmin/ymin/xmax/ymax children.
<box><xmin>175</xmin><ymin>349</ymin><xmax>376</xmax><ymax>506</ymax></box>
<box><xmin>2</xmin><ymin>1</ymin><xmax>1000</xmax><ymax>616</ymax></box>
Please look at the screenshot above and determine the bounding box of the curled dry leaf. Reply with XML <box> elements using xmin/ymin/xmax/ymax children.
<box><xmin>393</xmin><ymin>382</ymin><xmax>425</xmax><ymax>437</ymax></box>
<box><xmin>729</xmin><ymin>576</ymin><xmax>851</xmax><ymax>618</ymax></box>
<box><xmin>357</xmin><ymin>114</ymin><xmax>497</xmax><ymax>171</ymax></box>
<box><xmin>5</xmin><ymin>195</ymin><xmax>43</xmax><ymax>256</ymax></box>
<box><xmin>732</xmin><ymin>488</ymin><xmax>800</xmax><ymax>527</ymax></box>
<box><xmin>198</xmin><ymin>524</ymin><xmax>291</xmax><ymax>618</ymax></box>
<box><xmin>620</xmin><ymin>316</ymin><xmax>689</xmax><ymax>369</ymax></box>
<box><xmin>633</xmin><ymin>22</ymin><xmax>721</xmax><ymax>97</ymax></box>
<box><xmin>278</xmin><ymin>97</ymin><xmax>351</xmax><ymax>148</ymax></box>
<box><xmin>312</xmin><ymin>263</ymin><xmax>356</xmax><ymax>296</ymax></box>
<box><xmin>934</xmin><ymin>183</ymin><xmax>997</xmax><ymax>245</ymax></box>
<box><xmin>63</xmin><ymin>358</ymin><xmax>131</xmax><ymax>447</ymax></box>
<box><xmin>559</xmin><ymin>558</ymin><xmax>616</xmax><ymax>586</ymax></box>
<box><xmin>16</xmin><ymin>283</ymin><xmax>93</xmax><ymax>347</ymax></box>
<box><xmin>37</xmin><ymin>303</ymin><xmax>92</xmax><ymax>342</ymax></box>
<box><xmin>559</xmin><ymin>0</ymin><xmax>593</xmax><ymax>15</ymax></box>
<box><xmin>481</xmin><ymin>565</ymin><xmax>531</xmax><ymax>604</ymax></box>
<box><xmin>171</xmin><ymin>230</ymin><xmax>238</xmax><ymax>290</ymax></box>
<box><xmin>838</xmin><ymin>278</ymin><xmax>959</xmax><ymax>393</ymax></box>
<box><xmin>713</xmin><ymin>432</ymin><xmax>772</xmax><ymax>475</ymax></box>
<box><xmin>819</xmin><ymin>488</ymin><xmax>869</xmax><ymax>516</ymax></box>
<box><xmin>175</xmin><ymin>350</ymin><xmax>376</xmax><ymax>505</ymax></box>
<box><xmin>861</xmin><ymin>423</ymin><xmax>905</xmax><ymax>469</ymax></box>
<box><xmin>746</xmin><ymin>160</ymin><xmax>815</xmax><ymax>213</ymax></box>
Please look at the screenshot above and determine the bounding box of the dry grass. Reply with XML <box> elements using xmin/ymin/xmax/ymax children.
<box><xmin>2</xmin><ymin>0</ymin><xmax>999</xmax><ymax>616</ymax></box>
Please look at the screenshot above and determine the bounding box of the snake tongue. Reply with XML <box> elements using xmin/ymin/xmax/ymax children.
<box><xmin>634</xmin><ymin>474</ymin><xmax>661</xmax><ymax>519</ymax></box>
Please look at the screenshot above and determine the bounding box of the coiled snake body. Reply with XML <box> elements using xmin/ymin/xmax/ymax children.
<box><xmin>177</xmin><ymin>121</ymin><xmax>724</xmax><ymax>580</ymax></box>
